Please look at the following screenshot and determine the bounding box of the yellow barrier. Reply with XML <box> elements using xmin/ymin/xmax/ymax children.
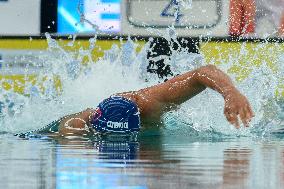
<box><xmin>0</xmin><ymin>38</ymin><xmax>146</xmax><ymax>94</ymax></box>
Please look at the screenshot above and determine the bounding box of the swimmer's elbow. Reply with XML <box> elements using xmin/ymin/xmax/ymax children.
<box><xmin>196</xmin><ymin>65</ymin><xmax>218</xmax><ymax>75</ymax></box>
<box><xmin>195</xmin><ymin>65</ymin><xmax>218</xmax><ymax>80</ymax></box>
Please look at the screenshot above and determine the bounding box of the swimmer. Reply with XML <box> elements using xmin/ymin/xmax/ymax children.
<box><xmin>18</xmin><ymin>65</ymin><xmax>254</xmax><ymax>137</ymax></box>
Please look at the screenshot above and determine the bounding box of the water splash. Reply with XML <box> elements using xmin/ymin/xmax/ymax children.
<box><xmin>0</xmin><ymin>34</ymin><xmax>283</xmax><ymax>138</ymax></box>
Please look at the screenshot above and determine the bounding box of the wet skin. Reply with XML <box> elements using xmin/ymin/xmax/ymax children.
<box><xmin>58</xmin><ymin>65</ymin><xmax>254</xmax><ymax>136</ymax></box>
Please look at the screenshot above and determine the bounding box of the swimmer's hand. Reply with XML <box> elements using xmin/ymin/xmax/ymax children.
<box><xmin>58</xmin><ymin>109</ymin><xmax>94</xmax><ymax>136</ymax></box>
<box><xmin>224</xmin><ymin>89</ymin><xmax>254</xmax><ymax>128</ymax></box>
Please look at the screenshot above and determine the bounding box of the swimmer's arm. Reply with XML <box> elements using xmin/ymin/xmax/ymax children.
<box><xmin>58</xmin><ymin>109</ymin><xmax>94</xmax><ymax>136</ymax></box>
<box><xmin>135</xmin><ymin>65</ymin><xmax>254</xmax><ymax>128</ymax></box>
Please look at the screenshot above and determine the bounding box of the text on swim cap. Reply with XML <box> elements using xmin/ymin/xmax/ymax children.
<box><xmin>107</xmin><ymin>121</ymin><xmax>128</xmax><ymax>129</ymax></box>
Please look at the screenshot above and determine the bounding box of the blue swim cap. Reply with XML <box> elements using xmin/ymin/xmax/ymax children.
<box><xmin>90</xmin><ymin>96</ymin><xmax>140</xmax><ymax>133</ymax></box>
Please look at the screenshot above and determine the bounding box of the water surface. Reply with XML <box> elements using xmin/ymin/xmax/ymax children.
<box><xmin>1</xmin><ymin>132</ymin><xmax>284</xmax><ymax>189</ymax></box>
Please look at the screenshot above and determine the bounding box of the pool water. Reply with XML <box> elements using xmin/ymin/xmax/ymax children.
<box><xmin>1</xmin><ymin>132</ymin><xmax>284</xmax><ymax>189</ymax></box>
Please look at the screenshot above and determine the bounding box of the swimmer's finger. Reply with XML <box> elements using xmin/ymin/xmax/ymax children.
<box><xmin>245</xmin><ymin>101</ymin><xmax>254</xmax><ymax>118</ymax></box>
<box><xmin>225</xmin><ymin>112</ymin><xmax>240</xmax><ymax>129</ymax></box>
<box><xmin>245</xmin><ymin>105</ymin><xmax>254</xmax><ymax>122</ymax></box>
<box><xmin>242</xmin><ymin>105</ymin><xmax>254</xmax><ymax>126</ymax></box>
<box><xmin>240</xmin><ymin>108</ymin><xmax>249</xmax><ymax>127</ymax></box>
<box><xmin>248</xmin><ymin>104</ymin><xmax>255</xmax><ymax>118</ymax></box>
<box><xmin>224</xmin><ymin>110</ymin><xmax>233</xmax><ymax>122</ymax></box>
<box><xmin>232</xmin><ymin>113</ymin><xmax>240</xmax><ymax>129</ymax></box>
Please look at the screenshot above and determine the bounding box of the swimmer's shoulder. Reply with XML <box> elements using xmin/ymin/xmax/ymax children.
<box><xmin>115</xmin><ymin>91</ymin><xmax>166</xmax><ymax>124</ymax></box>
<box><xmin>115</xmin><ymin>91</ymin><xmax>138</xmax><ymax>102</ymax></box>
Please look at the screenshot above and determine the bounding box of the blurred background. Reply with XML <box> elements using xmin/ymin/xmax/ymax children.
<box><xmin>0</xmin><ymin>0</ymin><xmax>284</xmax><ymax>37</ymax></box>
